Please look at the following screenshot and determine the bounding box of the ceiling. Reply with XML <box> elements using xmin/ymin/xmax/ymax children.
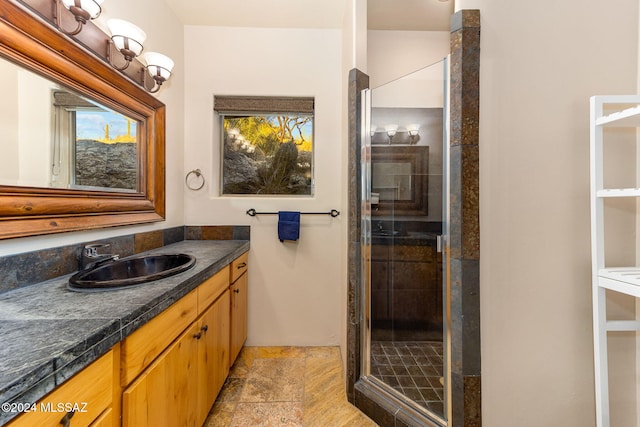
<box><xmin>163</xmin><ymin>0</ymin><xmax>454</xmax><ymax>31</ymax></box>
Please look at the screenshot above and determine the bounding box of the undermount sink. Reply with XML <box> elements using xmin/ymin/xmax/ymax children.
<box><xmin>68</xmin><ymin>253</ymin><xmax>196</xmax><ymax>291</ymax></box>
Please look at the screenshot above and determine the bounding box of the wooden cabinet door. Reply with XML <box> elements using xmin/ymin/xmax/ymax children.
<box><xmin>89</xmin><ymin>409</ymin><xmax>112</xmax><ymax>427</ymax></box>
<box><xmin>121</xmin><ymin>290</ymin><xmax>198</xmax><ymax>385</ymax></box>
<box><xmin>196</xmin><ymin>290</ymin><xmax>230</xmax><ymax>426</ymax></box>
<box><xmin>5</xmin><ymin>351</ymin><xmax>113</xmax><ymax>427</ymax></box>
<box><xmin>229</xmin><ymin>271</ymin><xmax>248</xmax><ymax>366</ymax></box>
<box><xmin>122</xmin><ymin>323</ymin><xmax>199</xmax><ymax>427</ymax></box>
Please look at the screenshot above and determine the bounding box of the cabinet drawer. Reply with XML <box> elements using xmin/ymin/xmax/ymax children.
<box><xmin>89</xmin><ymin>408</ymin><xmax>112</xmax><ymax>427</ymax></box>
<box><xmin>6</xmin><ymin>350</ymin><xmax>113</xmax><ymax>427</ymax></box>
<box><xmin>121</xmin><ymin>289</ymin><xmax>198</xmax><ymax>385</ymax></box>
<box><xmin>198</xmin><ymin>267</ymin><xmax>229</xmax><ymax>312</ymax></box>
<box><xmin>371</xmin><ymin>244</ymin><xmax>389</xmax><ymax>260</ymax></box>
<box><xmin>230</xmin><ymin>252</ymin><xmax>248</xmax><ymax>283</ymax></box>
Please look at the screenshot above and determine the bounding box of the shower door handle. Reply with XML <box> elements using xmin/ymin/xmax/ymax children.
<box><xmin>436</xmin><ymin>235</ymin><xmax>445</xmax><ymax>253</ymax></box>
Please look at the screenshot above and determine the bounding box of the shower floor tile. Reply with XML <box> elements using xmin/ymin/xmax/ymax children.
<box><xmin>370</xmin><ymin>340</ymin><xmax>444</xmax><ymax>417</ymax></box>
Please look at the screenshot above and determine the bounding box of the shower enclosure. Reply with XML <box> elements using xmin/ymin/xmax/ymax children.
<box><xmin>360</xmin><ymin>58</ymin><xmax>450</xmax><ymax>424</ymax></box>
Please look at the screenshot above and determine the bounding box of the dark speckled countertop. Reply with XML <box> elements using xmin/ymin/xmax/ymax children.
<box><xmin>0</xmin><ymin>239</ymin><xmax>249</xmax><ymax>425</ymax></box>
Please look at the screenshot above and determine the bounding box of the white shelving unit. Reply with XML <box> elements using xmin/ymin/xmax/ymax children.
<box><xmin>590</xmin><ymin>95</ymin><xmax>640</xmax><ymax>427</ymax></box>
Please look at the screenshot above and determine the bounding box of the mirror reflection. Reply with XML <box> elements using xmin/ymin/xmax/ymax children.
<box><xmin>0</xmin><ymin>57</ymin><xmax>139</xmax><ymax>192</ymax></box>
<box><xmin>373</xmin><ymin>161</ymin><xmax>412</xmax><ymax>201</ymax></box>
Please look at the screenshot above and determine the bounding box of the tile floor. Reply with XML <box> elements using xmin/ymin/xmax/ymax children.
<box><xmin>204</xmin><ymin>346</ymin><xmax>378</xmax><ymax>427</ymax></box>
<box><xmin>370</xmin><ymin>341</ymin><xmax>444</xmax><ymax>416</ymax></box>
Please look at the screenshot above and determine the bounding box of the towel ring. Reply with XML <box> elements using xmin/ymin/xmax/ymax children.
<box><xmin>185</xmin><ymin>169</ymin><xmax>205</xmax><ymax>190</ymax></box>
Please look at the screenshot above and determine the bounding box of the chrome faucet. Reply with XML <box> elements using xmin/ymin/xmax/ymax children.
<box><xmin>80</xmin><ymin>243</ymin><xmax>119</xmax><ymax>270</ymax></box>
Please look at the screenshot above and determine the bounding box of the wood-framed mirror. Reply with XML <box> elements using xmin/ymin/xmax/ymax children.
<box><xmin>371</xmin><ymin>146</ymin><xmax>429</xmax><ymax>216</ymax></box>
<box><xmin>0</xmin><ymin>1</ymin><xmax>165</xmax><ymax>239</ymax></box>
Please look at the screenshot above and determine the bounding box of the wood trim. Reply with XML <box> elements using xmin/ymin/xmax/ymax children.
<box><xmin>0</xmin><ymin>1</ymin><xmax>166</xmax><ymax>239</ymax></box>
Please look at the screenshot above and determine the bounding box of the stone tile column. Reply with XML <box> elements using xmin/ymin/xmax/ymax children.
<box><xmin>449</xmin><ymin>9</ymin><xmax>481</xmax><ymax>427</ymax></box>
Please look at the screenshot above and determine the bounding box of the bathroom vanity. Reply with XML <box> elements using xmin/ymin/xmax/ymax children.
<box><xmin>0</xmin><ymin>240</ymin><xmax>249</xmax><ymax>427</ymax></box>
<box><xmin>370</xmin><ymin>234</ymin><xmax>443</xmax><ymax>341</ymax></box>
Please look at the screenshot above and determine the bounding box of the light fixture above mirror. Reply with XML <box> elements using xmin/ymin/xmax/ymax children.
<box><xmin>370</xmin><ymin>123</ymin><xmax>423</xmax><ymax>145</ymax></box>
<box><xmin>384</xmin><ymin>124</ymin><xmax>398</xmax><ymax>143</ymax></box>
<box><xmin>106</xmin><ymin>18</ymin><xmax>146</xmax><ymax>70</ymax></box>
<box><xmin>50</xmin><ymin>0</ymin><xmax>174</xmax><ymax>93</ymax></box>
<box><xmin>54</xmin><ymin>0</ymin><xmax>104</xmax><ymax>35</ymax></box>
<box><xmin>407</xmin><ymin>124</ymin><xmax>420</xmax><ymax>144</ymax></box>
<box><xmin>105</xmin><ymin>19</ymin><xmax>174</xmax><ymax>92</ymax></box>
<box><xmin>142</xmin><ymin>52</ymin><xmax>175</xmax><ymax>93</ymax></box>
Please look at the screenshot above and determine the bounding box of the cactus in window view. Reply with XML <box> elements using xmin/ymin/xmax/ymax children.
<box><xmin>260</xmin><ymin>141</ymin><xmax>298</xmax><ymax>193</ymax></box>
<box><xmin>222</xmin><ymin>115</ymin><xmax>313</xmax><ymax>195</ymax></box>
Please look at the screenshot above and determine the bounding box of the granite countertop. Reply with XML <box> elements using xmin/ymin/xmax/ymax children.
<box><xmin>0</xmin><ymin>239</ymin><xmax>249</xmax><ymax>425</ymax></box>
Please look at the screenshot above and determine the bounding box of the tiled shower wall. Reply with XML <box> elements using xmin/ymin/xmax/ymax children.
<box><xmin>0</xmin><ymin>226</ymin><xmax>250</xmax><ymax>294</ymax></box>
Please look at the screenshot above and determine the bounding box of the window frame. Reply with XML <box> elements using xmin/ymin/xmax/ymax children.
<box><xmin>214</xmin><ymin>96</ymin><xmax>315</xmax><ymax>197</ymax></box>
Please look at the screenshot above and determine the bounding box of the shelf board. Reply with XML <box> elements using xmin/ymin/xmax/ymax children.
<box><xmin>596</xmin><ymin>105</ymin><xmax>640</xmax><ymax>127</ymax></box>
<box><xmin>606</xmin><ymin>320</ymin><xmax>640</xmax><ymax>332</ymax></box>
<box><xmin>596</xmin><ymin>188</ymin><xmax>640</xmax><ymax>197</ymax></box>
<box><xmin>598</xmin><ymin>268</ymin><xmax>640</xmax><ymax>297</ymax></box>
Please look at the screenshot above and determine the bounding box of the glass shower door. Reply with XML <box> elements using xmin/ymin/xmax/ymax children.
<box><xmin>362</xmin><ymin>58</ymin><xmax>449</xmax><ymax>423</ymax></box>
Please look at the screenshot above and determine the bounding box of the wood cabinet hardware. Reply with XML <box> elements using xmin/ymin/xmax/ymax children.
<box><xmin>59</xmin><ymin>411</ymin><xmax>74</xmax><ymax>427</ymax></box>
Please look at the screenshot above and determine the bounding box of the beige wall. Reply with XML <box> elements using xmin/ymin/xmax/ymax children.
<box><xmin>367</xmin><ymin>30</ymin><xmax>449</xmax><ymax>89</ymax></box>
<box><xmin>182</xmin><ymin>26</ymin><xmax>344</xmax><ymax>346</ymax></box>
<box><xmin>0</xmin><ymin>0</ymin><xmax>185</xmax><ymax>256</ymax></box>
<box><xmin>478</xmin><ymin>1</ymin><xmax>638</xmax><ymax>426</ymax></box>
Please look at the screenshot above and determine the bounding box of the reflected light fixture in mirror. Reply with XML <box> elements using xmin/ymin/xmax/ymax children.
<box><xmin>384</xmin><ymin>124</ymin><xmax>397</xmax><ymax>143</ymax></box>
<box><xmin>54</xmin><ymin>0</ymin><xmax>104</xmax><ymax>36</ymax></box>
<box><xmin>107</xmin><ymin>18</ymin><xmax>146</xmax><ymax>71</ymax></box>
<box><xmin>143</xmin><ymin>52</ymin><xmax>174</xmax><ymax>93</ymax></box>
<box><xmin>407</xmin><ymin>124</ymin><xmax>420</xmax><ymax>144</ymax></box>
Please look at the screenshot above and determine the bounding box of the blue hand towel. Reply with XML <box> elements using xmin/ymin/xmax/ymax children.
<box><xmin>278</xmin><ymin>211</ymin><xmax>300</xmax><ymax>242</ymax></box>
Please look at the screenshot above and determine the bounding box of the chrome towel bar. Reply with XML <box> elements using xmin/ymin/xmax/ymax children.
<box><xmin>246</xmin><ymin>208</ymin><xmax>340</xmax><ymax>218</ymax></box>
